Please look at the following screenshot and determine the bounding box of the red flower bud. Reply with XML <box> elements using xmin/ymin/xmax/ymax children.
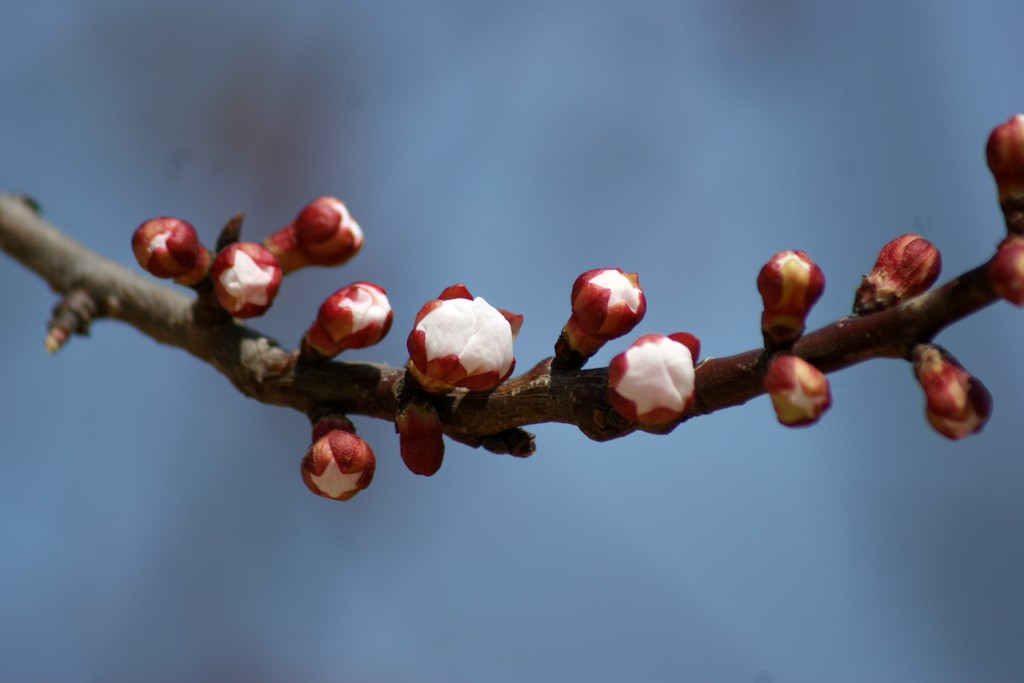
<box><xmin>763</xmin><ymin>355</ymin><xmax>831</xmax><ymax>427</ymax></box>
<box><xmin>757</xmin><ymin>250</ymin><xmax>825</xmax><ymax>346</ymax></box>
<box><xmin>293</xmin><ymin>196</ymin><xmax>364</xmax><ymax>267</ymax></box>
<box><xmin>854</xmin><ymin>234</ymin><xmax>942</xmax><ymax>314</ymax></box>
<box><xmin>990</xmin><ymin>235</ymin><xmax>1024</xmax><ymax>306</ymax></box>
<box><xmin>302</xmin><ymin>282</ymin><xmax>394</xmax><ymax>359</ymax></box>
<box><xmin>608</xmin><ymin>332</ymin><xmax>698</xmax><ymax>427</ymax></box>
<box><xmin>987</xmin><ymin>114</ymin><xmax>1024</xmax><ymax>204</ymax></box>
<box><xmin>131</xmin><ymin>217</ymin><xmax>207</xmax><ymax>279</ymax></box>
<box><xmin>210</xmin><ymin>242</ymin><xmax>282</xmax><ymax>318</ymax></box>
<box><xmin>395</xmin><ymin>394</ymin><xmax>445</xmax><ymax>476</ymax></box>
<box><xmin>912</xmin><ymin>345</ymin><xmax>992</xmax><ymax>440</ymax></box>
<box><xmin>407</xmin><ymin>285</ymin><xmax>521</xmax><ymax>393</ymax></box>
<box><xmin>556</xmin><ymin>268</ymin><xmax>646</xmax><ymax>368</ymax></box>
<box><xmin>301</xmin><ymin>430</ymin><xmax>376</xmax><ymax>501</ymax></box>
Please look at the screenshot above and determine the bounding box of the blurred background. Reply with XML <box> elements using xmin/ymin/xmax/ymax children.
<box><xmin>2</xmin><ymin>1</ymin><xmax>1023</xmax><ymax>681</ymax></box>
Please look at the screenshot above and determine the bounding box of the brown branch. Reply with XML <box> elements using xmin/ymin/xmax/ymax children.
<box><xmin>0</xmin><ymin>192</ymin><xmax>1002</xmax><ymax>449</ymax></box>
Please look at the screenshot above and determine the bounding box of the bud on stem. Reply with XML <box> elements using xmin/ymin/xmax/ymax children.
<box><xmin>607</xmin><ymin>332</ymin><xmax>699</xmax><ymax>427</ymax></box>
<box><xmin>301</xmin><ymin>429</ymin><xmax>376</xmax><ymax>501</ymax></box>
<box><xmin>987</xmin><ymin>114</ymin><xmax>1024</xmax><ymax>235</ymax></box>
<box><xmin>763</xmin><ymin>354</ymin><xmax>831</xmax><ymax>427</ymax></box>
<box><xmin>210</xmin><ymin>242</ymin><xmax>283</xmax><ymax>318</ymax></box>
<box><xmin>757</xmin><ymin>250</ymin><xmax>824</xmax><ymax>348</ymax></box>
<box><xmin>396</xmin><ymin>390</ymin><xmax>445</xmax><ymax>476</ymax></box>
<box><xmin>301</xmin><ymin>282</ymin><xmax>393</xmax><ymax>360</ymax></box>
<box><xmin>853</xmin><ymin>234</ymin><xmax>941</xmax><ymax>315</ymax></box>
<box><xmin>554</xmin><ymin>268</ymin><xmax>646</xmax><ymax>370</ymax></box>
<box><xmin>989</xmin><ymin>235</ymin><xmax>1024</xmax><ymax>306</ymax></box>
<box><xmin>912</xmin><ymin>344</ymin><xmax>991</xmax><ymax>440</ymax></box>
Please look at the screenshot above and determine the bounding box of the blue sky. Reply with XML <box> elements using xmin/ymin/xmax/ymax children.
<box><xmin>3</xmin><ymin>2</ymin><xmax>1024</xmax><ymax>681</ymax></box>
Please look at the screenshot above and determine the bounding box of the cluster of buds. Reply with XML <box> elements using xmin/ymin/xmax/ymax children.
<box><xmin>853</xmin><ymin>234</ymin><xmax>942</xmax><ymax>315</ymax></box>
<box><xmin>607</xmin><ymin>332</ymin><xmax>699</xmax><ymax>427</ymax></box>
<box><xmin>301</xmin><ymin>424</ymin><xmax>376</xmax><ymax>501</ymax></box>
<box><xmin>210</xmin><ymin>242</ymin><xmax>283</xmax><ymax>318</ymax></box>
<box><xmin>131</xmin><ymin>217</ymin><xmax>211</xmax><ymax>285</ymax></box>
<box><xmin>264</xmin><ymin>196</ymin><xmax>364</xmax><ymax>273</ymax></box>
<box><xmin>406</xmin><ymin>284</ymin><xmax>522</xmax><ymax>393</ymax></box>
<box><xmin>762</xmin><ymin>355</ymin><xmax>831</xmax><ymax>427</ymax></box>
<box><xmin>757</xmin><ymin>250</ymin><xmax>824</xmax><ymax>347</ymax></box>
<box><xmin>912</xmin><ymin>344</ymin><xmax>991</xmax><ymax>440</ymax></box>
<box><xmin>302</xmin><ymin>282</ymin><xmax>393</xmax><ymax>360</ymax></box>
<box><xmin>554</xmin><ymin>268</ymin><xmax>646</xmax><ymax>369</ymax></box>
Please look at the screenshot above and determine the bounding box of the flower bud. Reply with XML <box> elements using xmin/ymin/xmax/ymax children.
<box><xmin>302</xmin><ymin>282</ymin><xmax>393</xmax><ymax>359</ymax></box>
<box><xmin>608</xmin><ymin>332</ymin><xmax>698</xmax><ymax>427</ymax></box>
<box><xmin>853</xmin><ymin>234</ymin><xmax>942</xmax><ymax>314</ymax></box>
<box><xmin>763</xmin><ymin>355</ymin><xmax>831</xmax><ymax>427</ymax></box>
<box><xmin>131</xmin><ymin>217</ymin><xmax>207</xmax><ymax>279</ymax></box>
<box><xmin>263</xmin><ymin>222</ymin><xmax>309</xmax><ymax>274</ymax></box>
<box><xmin>406</xmin><ymin>285</ymin><xmax>522</xmax><ymax>393</ymax></box>
<box><xmin>912</xmin><ymin>345</ymin><xmax>992</xmax><ymax>440</ymax></box>
<box><xmin>395</xmin><ymin>393</ymin><xmax>445</xmax><ymax>476</ymax></box>
<box><xmin>990</xmin><ymin>235</ymin><xmax>1024</xmax><ymax>306</ymax></box>
<box><xmin>211</xmin><ymin>242</ymin><xmax>282</xmax><ymax>318</ymax></box>
<box><xmin>300</xmin><ymin>430</ymin><xmax>376</xmax><ymax>501</ymax></box>
<box><xmin>987</xmin><ymin>114</ymin><xmax>1024</xmax><ymax>205</ymax></box>
<box><xmin>294</xmin><ymin>196</ymin><xmax>364</xmax><ymax>267</ymax></box>
<box><xmin>555</xmin><ymin>268</ymin><xmax>646</xmax><ymax>369</ymax></box>
<box><xmin>757</xmin><ymin>250</ymin><xmax>825</xmax><ymax>347</ymax></box>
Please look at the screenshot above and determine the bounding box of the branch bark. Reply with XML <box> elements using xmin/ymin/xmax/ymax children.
<box><xmin>0</xmin><ymin>192</ymin><xmax>1002</xmax><ymax>450</ymax></box>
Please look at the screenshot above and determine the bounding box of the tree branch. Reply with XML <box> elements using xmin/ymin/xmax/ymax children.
<box><xmin>0</xmin><ymin>192</ymin><xmax>1002</xmax><ymax>450</ymax></box>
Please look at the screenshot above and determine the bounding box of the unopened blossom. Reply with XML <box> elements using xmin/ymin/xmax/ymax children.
<box><xmin>762</xmin><ymin>355</ymin><xmax>831</xmax><ymax>427</ymax></box>
<box><xmin>555</xmin><ymin>268</ymin><xmax>646</xmax><ymax>369</ymax></box>
<box><xmin>913</xmin><ymin>344</ymin><xmax>992</xmax><ymax>440</ymax></box>
<box><xmin>989</xmin><ymin>236</ymin><xmax>1024</xmax><ymax>306</ymax></box>
<box><xmin>302</xmin><ymin>282</ymin><xmax>393</xmax><ymax>359</ymax></box>
<box><xmin>211</xmin><ymin>242</ymin><xmax>282</xmax><ymax>318</ymax></box>
<box><xmin>757</xmin><ymin>250</ymin><xmax>825</xmax><ymax>347</ymax></box>
<box><xmin>301</xmin><ymin>430</ymin><xmax>376</xmax><ymax>501</ymax></box>
<box><xmin>986</xmin><ymin>114</ymin><xmax>1024</xmax><ymax>205</ymax></box>
<box><xmin>131</xmin><ymin>217</ymin><xmax>208</xmax><ymax>280</ymax></box>
<box><xmin>407</xmin><ymin>284</ymin><xmax>523</xmax><ymax>393</ymax></box>
<box><xmin>854</xmin><ymin>234</ymin><xmax>942</xmax><ymax>314</ymax></box>
<box><xmin>608</xmin><ymin>333</ymin><xmax>699</xmax><ymax>427</ymax></box>
<box><xmin>395</xmin><ymin>393</ymin><xmax>445</xmax><ymax>476</ymax></box>
<box><xmin>295</xmin><ymin>196</ymin><xmax>364</xmax><ymax>266</ymax></box>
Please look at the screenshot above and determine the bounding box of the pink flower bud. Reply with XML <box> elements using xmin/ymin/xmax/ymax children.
<box><xmin>210</xmin><ymin>242</ymin><xmax>283</xmax><ymax>318</ymax></box>
<box><xmin>913</xmin><ymin>345</ymin><xmax>992</xmax><ymax>440</ymax></box>
<box><xmin>853</xmin><ymin>234</ymin><xmax>942</xmax><ymax>314</ymax></box>
<box><xmin>131</xmin><ymin>217</ymin><xmax>206</xmax><ymax>278</ymax></box>
<box><xmin>263</xmin><ymin>223</ymin><xmax>309</xmax><ymax>274</ymax></box>
<box><xmin>990</xmin><ymin>235</ymin><xmax>1024</xmax><ymax>306</ymax></box>
<box><xmin>608</xmin><ymin>332</ymin><xmax>698</xmax><ymax>426</ymax></box>
<box><xmin>556</xmin><ymin>268</ymin><xmax>646</xmax><ymax>368</ymax></box>
<box><xmin>293</xmin><ymin>196</ymin><xmax>364</xmax><ymax>267</ymax></box>
<box><xmin>987</xmin><ymin>114</ymin><xmax>1024</xmax><ymax>203</ymax></box>
<box><xmin>758</xmin><ymin>250</ymin><xmax>825</xmax><ymax>346</ymax></box>
<box><xmin>763</xmin><ymin>355</ymin><xmax>831</xmax><ymax>427</ymax></box>
<box><xmin>407</xmin><ymin>285</ymin><xmax>522</xmax><ymax>393</ymax></box>
<box><xmin>395</xmin><ymin>394</ymin><xmax>445</xmax><ymax>476</ymax></box>
<box><xmin>301</xmin><ymin>430</ymin><xmax>376</xmax><ymax>501</ymax></box>
<box><xmin>302</xmin><ymin>282</ymin><xmax>394</xmax><ymax>359</ymax></box>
